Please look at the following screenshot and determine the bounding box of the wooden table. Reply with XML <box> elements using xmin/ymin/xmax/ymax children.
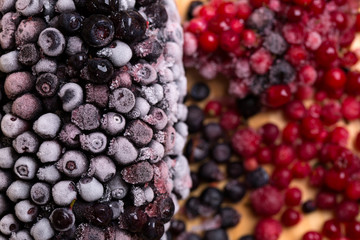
<box><xmin>174</xmin><ymin>1</ymin><xmax>360</xmax><ymax>239</ymax></box>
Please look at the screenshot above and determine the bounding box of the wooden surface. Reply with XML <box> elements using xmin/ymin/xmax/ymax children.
<box><xmin>174</xmin><ymin>1</ymin><xmax>360</xmax><ymax>239</ymax></box>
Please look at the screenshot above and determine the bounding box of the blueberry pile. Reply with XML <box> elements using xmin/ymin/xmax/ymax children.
<box><xmin>0</xmin><ymin>0</ymin><xmax>190</xmax><ymax>239</ymax></box>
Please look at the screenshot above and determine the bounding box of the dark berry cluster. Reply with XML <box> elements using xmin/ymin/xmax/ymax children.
<box><xmin>183</xmin><ymin>0</ymin><xmax>360</xmax><ymax>107</ymax></box>
<box><xmin>0</xmin><ymin>0</ymin><xmax>190</xmax><ymax>239</ymax></box>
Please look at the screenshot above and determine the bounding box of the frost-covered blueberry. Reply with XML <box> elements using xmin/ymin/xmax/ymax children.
<box><xmin>58</xmin><ymin>82</ymin><xmax>84</xmax><ymax>112</ymax></box>
<box><xmin>32</xmin><ymin>58</ymin><xmax>57</xmax><ymax>75</ymax></box>
<box><xmin>71</xmin><ymin>104</ymin><xmax>100</xmax><ymax>130</ymax></box>
<box><xmin>246</xmin><ymin>7</ymin><xmax>275</xmax><ymax>32</ymax></box>
<box><xmin>57</xmin><ymin>150</ymin><xmax>88</xmax><ymax>178</ymax></box>
<box><xmin>35</xmin><ymin>73</ymin><xmax>59</xmax><ymax>97</ymax></box>
<box><xmin>66</xmin><ymin>36</ymin><xmax>87</xmax><ymax>55</ymax></box>
<box><xmin>0</xmin><ymin>214</ymin><xmax>19</xmax><ymax>235</ymax></box>
<box><xmin>55</xmin><ymin>0</ymin><xmax>76</xmax><ymax>13</ymax></box>
<box><xmin>30</xmin><ymin>182</ymin><xmax>51</xmax><ymax>205</ymax></box>
<box><xmin>127</xmin><ymin>97</ymin><xmax>151</xmax><ymax>119</ymax></box>
<box><xmin>121</xmin><ymin>161</ymin><xmax>154</xmax><ymax>184</ymax></box>
<box><xmin>85</xmin><ymin>84</ymin><xmax>109</xmax><ymax>108</ymax></box>
<box><xmin>143</xmin><ymin>107</ymin><xmax>168</xmax><ymax>130</ymax></box>
<box><xmin>131</xmin><ymin>186</ymin><xmax>146</xmax><ymax>207</ymax></box>
<box><xmin>30</xmin><ymin>218</ymin><xmax>54</xmax><ymax>240</ymax></box>
<box><xmin>148</xmin><ymin>140</ymin><xmax>165</xmax><ymax>163</ymax></box>
<box><xmin>14</xmin><ymin>200</ymin><xmax>38</xmax><ymax>223</ymax></box>
<box><xmin>33</xmin><ymin>113</ymin><xmax>61</xmax><ymax>139</ymax></box>
<box><xmin>89</xmin><ymin>155</ymin><xmax>116</xmax><ymax>182</ymax></box>
<box><xmin>37</xmin><ymin>140</ymin><xmax>62</xmax><ymax>163</ymax></box>
<box><xmin>12</xmin><ymin>131</ymin><xmax>39</xmax><ymax>154</ymax></box>
<box><xmin>6</xmin><ymin>180</ymin><xmax>31</xmax><ymax>202</ymax></box>
<box><xmin>125</xmin><ymin>120</ymin><xmax>153</xmax><ymax>147</ymax></box>
<box><xmin>77</xmin><ymin>177</ymin><xmax>104</xmax><ymax>202</ymax></box>
<box><xmin>107</xmin><ymin>174</ymin><xmax>128</xmax><ymax>200</ymax></box>
<box><xmin>11</xmin><ymin>94</ymin><xmax>42</xmax><ymax>121</ymax></box>
<box><xmin>108</xmin><ymin>136</ymin><xmax>138</xmax><ymax>165</ymax></box>
<box><xmin>81</xmin><ymin>14</ymin><xmax>114</xmax><ymax>47</ymax></box>
<box><xmin>15</xmin><ymin>18</ymin><xmax>46</xmax><ymax>46</ymax></box>
<box><xmin>1</xmin><ymin>114</ymin><xmax>30</xmax><ymax>138</ymax></box>
<box><xmin>144</xmin><ymin>3</ymin><xmax>168</xmax><ymax>29</ymax></box>
<box><xmin>9</xmin><ymin>230</ymin><xmax>32</xmax><ymax>240</ymax></box>
<box><xmin>58</xmin><ymin>123</ymin><xmax>82</xmax><ymax>147</ymax></box>
<box><xmin>0</xmin><ymin>12</ymin><xmax>20</xmax><ymax>50</ymax></box>
<box><xmin>0</xmin><ymin>0</ymin><xmax>16</xmax><ymax>14</ymax></box>
<box><xmin>0</xmin><ymin>170</ymin><xmax>12</xmax><ymax>191</ymax></box>
<box><xmin>13</xmin><ymin>156</ymin><xmax>38</xmax><ymax>180</ymax></box>
<box><xmin>75</xmin><ymin>223</ymin><xmax>105</xmax><ymax>240</ymax></box>
<box><xmin>52</xmin><ymin>181</ymin><xmax>77</xmax><ymax>206</ymax></box>
<box><xmin>49</xmin><ymin>208</ymin><xmax>75</xmax><ymax>232</ymax></box>
<box><xmin>101</xmin><ymin>112</ymin><xmax>126</xmax><ymax>135</ymax></box>
<box><xmin>0</xmin><ymin>147</ymin><xmax>17</xmax><ymax>169</ymax></box>
<box><xmin>15</xmin><ymin>0</ymin><xmax>43</xmax><ymax>16</ymax></box>
<box><xmin>130</xmin><ymin>63</ymin><xmax>158</xmax><ymax>85</ymax></box>
<box><xmin>141</xmin><ymin>84</ymin><xmax>164</xmax><ymax>105</ymax></box>
<box><xmin>36</xmin><ymin>165</ymin><xmax>62</xmax><ymax>184</ymax></box>
<box><xmin>97</xmin><ymin>40</ymin><xmax>132</xmax><ymax>67</ymax></box>
<box><xmin>38</xmin><ymin>28</ymin><xmax>66</xmax><ymax>56</ymax></box>
<box><xmin>18</xmin><ymin>43</ymin><xmax>40</xmax><ymax>66</ymax></box>
<box><xmin>263</xmin><ymin>32</ymin><xmax>288</xmax><ymax>55</ymax></box>
<box><xmin>80</xmin><ymin>132</ymin><xmax>107</xmax><ymax>154</ymax></box>
<box><xmin>133</xmin><ymin>38</ymin><xmax>163</xmax><ymax>62</ymax></box>
<box><xmin>0</xmin><ymin>51</ymin><xmax>21</xmax><ymax>73</ymax></box>
<box><xmin>109</xmin><ymin>88</ymin><xmax>136</xmax><ymax>114</ymax></box>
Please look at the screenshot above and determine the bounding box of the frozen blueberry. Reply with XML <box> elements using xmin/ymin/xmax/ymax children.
<box><xmin>71</xmin><ymin>104</ymin><xmax>100</xmax><ymax>131</ymax></box>
<box><xmin>112</xmin><ymin>10</ymin><xmax>147</xmax><ymax>43</ymax></box>
<box><xmin>81</xmin><ymin>58</ymin><xmax>114</xmax><ymax>84</ymax></box>
<box><xmin>58</xmin><ymin>12</ymin><xmax>83</xmax><ymax>33</ymax></box>
<box><xmin>144</xmin><ymin>3</ymin><xmax>168</xmax><ymax>28</ymax></box>
<box><xmin>141</xmin><ymin>218</ymin><xmax>165</xmax><ymax>240</ymax></box>
<box><xmin>57</xmin><ymin>150</ymin><xmax>88</xmax><ymax>178</ymax></box>
<box><xmin>190</xmin><ymin>171</ymin><xmax>200</xmax><ymax>190</ymax></box>
<box><xmin>245</xmin><ymin>167</ymin><xmax>269</xmax><ymax>189</ymax></box>
<box><xmin>97</xmin><ymin>40</ymin><xmax>133</xmax><ymax>67</ymax></box>
<box><xmin>108</xmin><ymin>136</ymin><xmax>138</xmax><ymax>165</ymax></box>
<box><xmin>89</xmin><ymin>155</ymin><xmax>116</xmax><ymax>182</ymax></box>
<box><xmin>186</xmin><ymin>105</ymin><xmax>204</xmax><ymax>133</ymax></box>
<box><xmin>212</xmin><ymin>143</ymin><xmax>232</xmax><ymax>163</ymax></box>
<box><xmin>101</xmin><ymin>112</ymin><xmax>126</xmax><ymax>136</ymax></box>
<box><xmin>109</xmin><ymin>88</ymin><xmax>136</xmax><ymax>114</ymax></box>
<box><xmin>200</xmin><ymin>187</ymin><xmax>224</xmax><ymax>210</ymax></box>
<box><xmin>185</xmin><ymin>138</ymin><xmax>209</xmax><ymax>162</ymax></box>
<box><xmin>58</xmin><ymin>83</ymin><xmax>84</xmax><ymax>112</ymax></box>
<box><xmin>224</xmin><ymin>180</ymin><xmax>247</xmax><ymax>203</ymax></box>
<box><xmin>198</xmin><ymin>161</ymin><xmax>225</xmax><ymax>182</ymax></box>
<box><xmin>219</xmin><ymin>207</ymin><xmax>241</xmax><ymax>228</ymax></box>
<box><xmin>30</xmin><ymin>182</ymin><xmax>51</xmax><ymax>205</ymax></box>
<box><xmin>226</xmin><ymin>162</ymin><xmax>244</xmax><ymax>179</ymax></box>
<box><xmin>38</xmin><ymin>28</ymin><xmax>66</xmax><ymax>57</ymax></box>
<box><xmin>77</xmin><ymin>177</ymin><xmax>104</xmax><ymax>202</ymax></box>
<box><xmin>269</xmin><ymin>60</ymin><xmax>296</xmax><ymax>85</ymax></box>
<box><xmin>49</xmin><ymin>208</ymin><xmax>75</xmax><ymax>232</ymax></box>
<box><xmin>190</xmin><ymin>82</ymin><xmax>210</xmax><ymax>101</ymax></box>
<box><xmin>236</xmin><ymin>95</ymin><xmax>262</xmax><ymax>119</ymax></box>
<box><xmin>12</xmin><ymin>131</ymin><xmax>39</xmax><ymax>154</ymax></box>
<box><xmin>246</xmin><ymin>7</ymin><xmax>275</xmax><ymax>33</ymax></box>
<box><xmin>33</xmin><ymin>113</ymin><xmax>61</xmax><ymax>139</ymax></box>
<box><xmin>263</xmin><ymin>32</ymin><xmax>288</xmax><ymax>55</ymax></box>
<box><xmin>80</xmin><ymin>132</ymin><xmax>107</xmax><ymax>153</ymax></box>
<box><xmin>121</xmin><ymin>161</ymin><xmax>154</xmax><ymax>184</ymax></box>
<box><xmin>203</xmin><ymin>122</ymin><xmax>223</xmax><ymax>142</ymax></box>
<box><xmin>302</xmin><ymin>200</ymin><xmax>317</xmax><ymax>213</ymax></box>
<box><xmin>132</xmin><ymin>38</ymin><xmax>163</xmax><ymax>62</ymax></box>
<box><xmin>124</xmin><ymin>120</ymin><xmax>153</xmax><ymax>147</ymax></box>
<box><xmin>81</xmin><ymin>14</ymin><xmax>114</xmax><ymax>47</ymax></box>
<box><xmin>15</xmin><ymin>18</ymin><xmax>47</xmax><ymax>46</ymax></box>
<box><xmin>185</xmin><ymin>197</ymin><xmax>201</xmax><ymax>219</ymax></box>
<box><xmin>4</xmin><ymin>72</ymin><xmax>34</xmax><ymax>100</ymax></box>
<box><xmin>36</xmin><ymin>73</ymin><xmax>59</xmax><ymax>98</ymax></box>
<box><xmin>18</xmin><ymin>43</ymin><xmax>40</xmax><ymax>66</ymax></box>
<box><xmin>14</xmin><ymin>200</ymin><xmax>39</xmax><ymax>223</ymax></box>
<box><xmin>170</xmin><ymin>220</ymin><xmax>186</xmax><ymax>236</ymax></box>
<box><xmin>203</xmin><ymin>229</ymin><xmax>228</xmax><ymax>240</ymax></box>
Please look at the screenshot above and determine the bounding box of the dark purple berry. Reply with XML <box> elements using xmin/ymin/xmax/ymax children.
<box><xmin>187</xmin><ymin>1</ymin><xmax>203</xmax><ymax>19</ymax></box>
<box><xmin>158</xmin><ymin>197</ymin><xmax>175</xmax><ymax>223</ymax></box>
<box><xmin>246</xmin><ymin>7</ymin><xmax>275</xmax><ymax>32</ymax></box>
<box><xmin>226</xmin><ymin>162</ymin><xmax>244</xmax><ymax>179</ymax></box>
<box><xmin>212</xmin><ymin>143</ymin><xmax>232</xmax><ymax>163</ymax></box>
<box><xmin>203</xmin><ymin>229</ymin><xmax>229</xmax><ymax>240</ymax></box>
<box><xmin>58</xmin><ymin>13</ymin><xmax>83</xmax><ymax>33</ymax></box>
<box><xmin>91</xmin><ymin>203</ymin><xmax>113</xmax><ymax>227</ymax></box>
<box><xmin>136</xmin><ymin>0</ymin><xmax>157</xmax><ymax>7</ymax></box>
<box><xmin>245</xmin><ymin>167</ymin><xmax>269</xmax><ymax>189</ymax></box>
<box><xmin>302</xmin><ymin>200</ymin><xmax>317</xmax><ymax>213</ymax></box>
<box><xmin>141</xmin><ymin>218</ymin><xmax>165</xmax><ymax>240</ymax></box>
<box><xmin>81</xmin><ymin>14</ymin><xmax>114</xmax><ymax>47</ymax></box>
<box><xmin>82</xmin><ymin>58</ymin><xmax>114</xmax><ymax>84</ymax></box>
<box><xmin>190</xmin><ymin>171</ymin><xmax>200</xmax><ymax>191</ymax></box>
<box><xmin>224</xmin><ymin>180</ymin><xmax>247</xmax><ymax>203</ymax></box>
<box><xmin>185</xmin><ymin>137</ymin><xmax>209</xmax><ymax>162</ymax></box>
<box><xmin>36</xmin><ymin>73</ymin><xmax>59</xmax><ymax>97</ymax></box>
<box><xmin>124</xmin><ymin>206</ymin><xmax>148</xmax><ymax>233</ymax></box>
<box><xmin>200</xmin><ymin>187</ymin><xmax>224</xmax><ymax>210</ymax></box>
<box><xmin>269</xmin><ymin>60</ymin><xmax>296</xmax><ymax>85</ymax></box>
<box><xmin>219</xmin><ymin>207</ymin><xmax>241</xmax><ymax>228</ymax></box>
<box><xmin>198</xmin><ymin>161</ymin><xmax>224</xmax><ymax>182</ymax></box>
<box><xmin>236</xmin><ymin>95</ymin><xmax>262</xmax><ymax>119</ymax></box>
<box><xmin>50</xmin><ymin>208</ymin><xmax>75</xmax><ymax>232</ymax></box>
<box><xmin>190</xmin><ymin>82</ymin><xmax>210</xmax><ymax>101</ymax></box>
<box><xmin>185</xmin><ymin>197</ymin><xmax>201</xmax><ymax>219</ymax></box>
<box><xmin>112</xmin><ymin>11</ymin><xmax>147</xmax><ymax>43</ymax></box>
<box><xmin>86</xmin><ymin>0</ymin><xmax>122</xmax><ymax>14</ymax></box>
<box><xmin>186</xmin><ymin>105</ymin><xmax>204</xmax><ymax>133</ymax></box>
<box><xmin>203</xmin><ymin>122</ymin><xmax>223</xmax><ymax>142</ymax></box>
<box><xmin>144</xmin><ymin>3</ymin><xmax>168</xmax><ymax>28</ymax></box>
<box><xmin>68</xmin><ymin>53</ymin><xmax>88</xmax><ymax>70</ymax></box>
<box><xmin>170</xmin><ymin>220</ymin><xmax>186</xmax><ymax>236</ymax></box>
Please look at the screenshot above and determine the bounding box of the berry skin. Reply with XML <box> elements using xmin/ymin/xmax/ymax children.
<box><xmin>345</xmin><ymin>221</ymin><xmax>360</xmax><ymax>239</ymax></box>
<box><xmin>324</xmin><ymin>68</ymin><xmax>347</xmax><ymax>90</ymax></box>
<box><xmin>300</xmin><ymin>116</ymin><xmax>323</xmax><ymax>140</ymax></box>
<box><xmin>220</xmin><ymin>110</ymin><xmax>240</xmax><ymax>131</ymax></box>
<box><xmin>255</xmin><ymin>218</ymin><xmax>282</xmax><ymax>240</ymax></box>
<box><xmin>291</xmin><ymin>162</ymin><xmax>311</xmax><ymax>179</ymax></box>
<box><xmin>322</xmin><ymin>219</ymin><xmax>342</xmax><ymax>238</ymax></box>
<box><xmin>281</xmin><ymin>208</ymin><xmax>301</xmax><ymax>227</ymax></box>
<box><xmin>220</xmin><ymin>30</ymin><xmax>240</xmax><ymax>53</ymax></box>
<box><xmin>232</xmin><ymin>128</ymin><xmax>261</xmax><ymax>158</ymax></box>
<box><xmin>296</xmin><ymin>142</ymin><xmax>317</xmax><ymax>161</ymax></box>
<box><xmin>285</xmin><ymin>187</ymin><xmax>302</xmax><ymax>206</ymax></box>
<box><xmin>284</xmin><ymin>100</ymin><xmax>306</xmax><ymax>121</ymax></box>
<box><xmin>272</xmin><ymin>144</ymin><xmax>295</xmax><ymax>167</ymax></box>
<box><xmin>190</xmin><ymin>82</ymin><xmax>210</xmax><ymax>101</ymax></box>
<box><xmin>324</xmin><ymin>169</ymin><xmax>348</xmax><ymax>192</ymax></box>
<box><xmin>199</xmin><ymin>31</ymin><xmax>219</xmax><ymax>52</ymax></box>
<box><xmin>282</xmin><ymin>122</ymin><xmax>300</xmax><ymax>144</ymax></box>
<box><xmin>335</xmin><ymin>200</ymin><xmax>359</xmax><ymax>222</ymax></box>
<box><xmin>345</xmin><ymin>181</ymin><xmax>360</xmax><ymax>201</ymax></box>
<box><xmin>204</xmin><ymin>100</ymin><xmax>222</xmax><ymax>117</ymax></box>
<box><xmin>315</xmin><ymin>41</ymin><xmax>338</xmax><ymax>68</ymax></box>
<box><xmin>302</xmin><ymin>200</ymin><xmax>317</xmax><ymax>213</ymax></box>
<box><xmin>245</xmin><ymin>167</ymin><xmax>269</xmax><ymax>189</ymax></box>
<box><xmin>259</xmin><ymin>123</ymin><xmax>279</xmax><ymax>145</ymax></box>
<box><xmin>250</xmin><ymin>185</ymin><xmax>284</xmax><ymax>216</ymax></box>
<box><xmin>341</xmin><ymin>97</ymin><xmax>360</xmax><ymax>120</ymax></box>
<box><xmin>309</xmin><ymin>166</ymin><xmax>326</xmax><ymax>187</ymax></box>
<box><xmin>217</xmin><ymin>2</ymin><xmax>238</xmax><ymax>19</ymax></box>
<box><xmin>316</xmin><ymin>191</ymin><xmax>337</xmax><ymax>209</ymax></box>
<box><xmin>298</xmin><ymin>65</ymin><xmax>317</xmax><ymax>85</ymax></box>
<box><xmin>271</xmin><ymin>168</ymin><xmax>293</xmax><ymax>190</ymax></box>
<box><xmin>302</xmin><ymin>232</ymin><xmax>322</xmax><ymax>240</ymax></box>
<box><xmin>242</xmin><ymin>29</ymin><xmax>258</xmax><ymax>48</ymax></box>
<box><xmin>257</xmin><ymin>147</ymin><xmax>272</xmax><ymax>164</ymax></box>
<box><xmin>346</xmin><ymin>71</ymin><xmax>360</xmax><ymax>95</ymax></box>
<box><xmin>264</xmin><ymin>85</ymin><xmax>291</xmax><ymax>108</ymax></box>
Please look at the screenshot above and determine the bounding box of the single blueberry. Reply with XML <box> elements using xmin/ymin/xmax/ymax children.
<box><xmin>236</xmin><ymin>95</ymin><xmax>262</xmax><ymax>119</ymax></box>
<box><xmin>200</xmin><ymin>187</ymin><xmax>224</xmax><ymax>210</ymax></box>
<box><xmin>190</xmin><ymin>82</ymin><xmax>210</xmax><ymax>101</ymax></box>
<box><xmin>269</xmin><ymin>60</ymin><xmax>296</xmax><ymax>85</ymax></box>
<box><xmin>245</xmin><ymin>167</ymin><xmax>269</xmax><ymax>189</ymax></box>
<box><xmin>203</xmin><ymin>229</ymin><xmax>229</xmax><ymax>240</ymax></box>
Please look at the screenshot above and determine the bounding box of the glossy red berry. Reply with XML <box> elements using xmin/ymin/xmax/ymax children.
<box><xmin>198</xmin><ymin>5</ymin><xmax>217</xmax><ymax>20</ymax></box>
<box><xmin>335</xmin><ymin>200</ymin><xmax>359</xmax><ymax>222</ymax></box>
<box><xmin>324</xmin><ymin>68</ymin><xmax>347</xmax><ymax>90</ymax></box>
<box><xmin>331</xmin><ymin>11</ymin><xmax>348</xmax><ymax>30</ymax></box>
<box><xmin>301</xmin><ymin>116</ymin><xmax>323</xmax><ymax>140</ymax></box>
<box><xmin>291</xmin><ymin>161</ymin><xmax>311</xmax><ymax>179</ymax></box>
<box><xmin>220</xmin><ymin>110</ymin><xmax>240</xmax><ymax>131</ymax></box>
<box><xmin>259</xmin><ymin>123</ymin><xmax>279</xmax><ymax>145</ymax></box>
<box><xmin>309</xmin><ymin>166</ymin><xmax>326</xmax><ymax>187</ymax></box>
<box><xmin>287</xmin><ymin>6</ymin><xmax>303</xmax><ymax>22</ymax></box>
<box><xmin>284</xmin><ymin>100</ymin><xmax>306</xmax><ymax>120</ymax></box>
<box><xmin>298</xmin><ymin>65</ymin><xmax>317</xmax><ymax>86</ymax></box>
<box><xmin>237</xmin><ymin>3</ymin><xmax>252</xmax><ymax>20</ymax></box>
<box><xmin>281</xmin><ymin>208</ymin><xmax>301</xmax><ymax>227</ymax></box>
<box><xmin>315</xmin><ymin>41</ymin><xmax>338</xmax><ymax>68</ymax></box>
<box><xmin>322</xmin><ymin>219</ymin><xmax>342</xmax><ymax>238</ymax></box>
<box><xmin>346</xmin><ymin>72</ymin><xmax>360</xmax><ymax>95</ymax></box>
<box><xmin>272</xmin><ymin>144</ymin><xmax>295</xmax><ymax>167</ymax></box>
<box><xmin>316</xmin><ymin>191</ymin><xmax>337</xmax><ymax>209</ymax></box>
<box><xmin>271</xmin><ymin>168</ymin><xmax>293</xmax><ymax>190</ymax></box>
<box><xmin>345</xmin><ymin>181</ymin><xmax>360</xmax><ymax>201</ymax></box>
<box><xmin>345</xmin><ymin>221</ymin><xmax>360</xmax><ymax>239</ymax></box>
<box><xmin>187</xmin><ymin>18</ymin><xmax>207</xmax><ymax>34</ymax></box>
<box><xmin>199</xmin><ymin>31</ymin><xmax>219</xmax><ymax>52</ymax></box>
<box><xmin>341</xmin><ymin>97</ymin><xmax>360</xmax><ymax>120</ymax></box>
<box><xmin>285</xmin><ymin>187</ymin><xmax>302</xmax><ymax>206</ymax></box>
<box><xmin>217</xmin><ymin>2</ymin><xmax>237</xmax><ymax>19</ymax></box>
<box><xmin>204</xmin><ymin>100</ymin><xmax>222</xmax><ymax>117</ymax></box>
<box><xmin>302</xmin><ymin>232</ymin><xmax>322</xmax><ymax>240</ymax></box>
<box><xmin>257</xmin><ymin>147</ymin><xmax>273</xmax><ymax>164</ymax></box>
<box><xmin>310</xmin><ymin>0</ymin><xmax>326</xmax><ymax>14</ymax></box>
<box><xmin>324</xmin><ymin>169</ymin><xmax>348</xmax><ymax>192</ymax></box>
<box><xmin>296</xmin><ymin>142</ymin><xmax>317</xmax><ymax>161</ymax></box>
<box><xmin>242</xmin><ymin>29</ymin><xmax>258</xmax><ymax>48</ymax></box>
<box><xmin>264</xmin><ymin>85</ymin><xmax>291</xmax><ymax>108</ymax></box>
<box><xmin>328</xmin><ymin>127</ymin><xmax>349</xmax><ymax>147</ymax></box>
<box><xmin>293</xmin><ymin>0</ymin><xmax>312</xmax><ymax>7</ymax></box>
<box><xmin>249</xmin><ymin>0</ymin><xmax>270</xmax><ymax>8</ymax></box>
<box><xmin>282</xmin><ymin>122</ymin><xmax>300</xmax><ymax>144</ymax></box>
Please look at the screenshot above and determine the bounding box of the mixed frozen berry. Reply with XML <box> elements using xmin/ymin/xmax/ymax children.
<box><xmin>183</xmin><ymin>0</ymin><xmax>360</xmax><ymax>108</ymax></box>
<box><xmin>0</xmin><ymin>0</ymin><xmax>190</xmax><ymax>239</ymax></box>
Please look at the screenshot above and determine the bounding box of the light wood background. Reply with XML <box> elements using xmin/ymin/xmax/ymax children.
<box><xmin>174</xmin><ymin>1</ymin><xmax>360</xmax><ymax>239</ymax></box>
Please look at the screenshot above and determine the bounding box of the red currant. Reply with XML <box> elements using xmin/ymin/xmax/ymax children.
<box><xmin>322</xmin><ymin>219</ymin><xmax>342</xmax><ymax>238</ymax></box>
<box><xmin>300</xmin><ymin>116</ymin><xmax>323</xmax><ymax>140</ymax></box>
<box><xmin>281</xmin><ymin>208</ymin><xmax>301</xmax><ymax>226</ymax></box>
<box><xmin>285</xmin><ymin>187</ymin><xmax>302</xmax><ymax>206</ymax></box>
<box><xmin>346</xmin><ymin>221</ymin><xmax>360</xmax><ymax>239</ymax></box>
<box><xmin>220</xmin><ymin>30</ymin><xmax>240</xmax><ymax>53</ymax></box>
<box><xmin>264</xmin><ymin>85</ymin><xmax>291</xmax><ymax>108</ymax></box>
<box><xmin>324</xmin><ymin>68</ymin><xmax>347</xmax><ymax>90</ymax></box>
<box><xmin>315</xmin><ymin>41</ymin><xmax>338</xmax><ymax>68</ymax></box>
<box><xmin>199</xmin><ymin>31</ymin><xmax>219</xmax><ymax>52</ymax></box>
<box><xmin>204</xmin><ymin>100</ymin><xmax>222</xmax><ymax>117</ymax></box>
<box><xmin>324</xmin><ymin>169</ymin><xmax>348</xmax><ymax>192</ymax></box>
<box><xmin>302</xmin><ymin>232</ymin><xmax>322</xmax><ymax>240</ymax></box>
<box><xmin>237</xmin><ymin>3</ymin><xmax>252</xmax><ymax>20</ymax></box>
<box><xmin>345</xmin><ymin>181</ymin><xmax>360</xmax><ymax>201</ymax></box>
